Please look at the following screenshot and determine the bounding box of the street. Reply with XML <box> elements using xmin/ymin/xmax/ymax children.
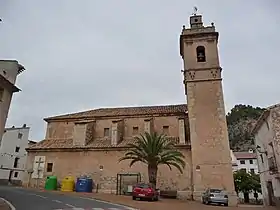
<box><xmin>0</xmin><ymin>186</ymin><xmax>135</xmax><ymax>210</ymax></box>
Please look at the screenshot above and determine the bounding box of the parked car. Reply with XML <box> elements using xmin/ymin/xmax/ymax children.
<box><xmin>202</xmin><ymin>188</ymin><xmax>228</xmax><ymax>206</ymax></box>
<box><xmin>132</xmin><ymin>183</ymin><xmax>159</xmax><ymax>201</ymax></box>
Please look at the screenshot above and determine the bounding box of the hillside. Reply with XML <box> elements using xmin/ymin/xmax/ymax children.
<box><xmin>226</xmin><ymin>104</ymin><xmax>265</xmax><ymax>151</ymax></box>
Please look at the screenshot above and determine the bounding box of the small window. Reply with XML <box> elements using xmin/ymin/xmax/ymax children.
<box><xmin>14</xmin><ymin>172</ymin><xmax>18</xmax><ymax>178</ymax></box>
<box><xmin>0</xmin><ymin>88</ymin><xmax>3</xmax><ymax>101</ymax></box>
<box><xmin>135</xmin><ymin>183</ymin><xmax>152</xmax><ymax>189</ymax></box>
<box><xmin>196</xmin><ymin>46</ymin><xmax>206</xmax><ymax>62</ymax></box>
<box><xmin>250</xmin><ymin>169</ymin><xmax>255</xmax><ymax>174</ymax></box>
<box><xmin>163</xmin><ymin>126</ymin><xmax>169</xmax><ymax>135</ymax></box>
<box><xmin>210</xmin><ymin>189</ymin><xmax>222</xmax><ymax>193</ymax></box>
<box><xmin>47</xmin><ymin>163</ymin><xmax>53</xmax><ymax>172</ymax></box>
<box><xmin>18</xmin><ymin>133</ymin><xmax>23</xmax><ymax>139</ymax></box>
<box><xmin>104</xmin><ymin>128</ymin><xmax>109</xmax><ymax>137</ymax></box>
<box><xmin>132</xmin><ymin>126</ymin><xmax>139</xmax><ymax>135</ymax></box>
<box><xmin>240</xmin><ymin>160</ymin><xmax>245</xmax><ymax>164</ymax></box>
<box><xmin>249</xmin><ymin>159</ymin><xmax>253</xmax><ymax>164</ymax></box>
<box><xmin>15</xmin><ymin>147</ymin><xmax>20</xmax><ymax>152</ymax></box>
<box><xmin>13</xmin><ymin>157</ymin><xmax>19</xmax><ymax>168</ymax></box>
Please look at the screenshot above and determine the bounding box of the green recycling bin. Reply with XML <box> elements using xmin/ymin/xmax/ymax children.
<box><xmin>44</xmin><ymin>176</ymin><xmax>57</xmax><ymax>190</ymax></box>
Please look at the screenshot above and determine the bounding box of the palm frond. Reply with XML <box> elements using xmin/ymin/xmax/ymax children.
<box><xmin>164</xmin><ymin>161</ymin><xmax>185</xmax><ymax>174</ymax></box>
<box><xmin>119</xmin><ymin>132</ymin><xmax>186</xmax><ymax>174</ymax></box>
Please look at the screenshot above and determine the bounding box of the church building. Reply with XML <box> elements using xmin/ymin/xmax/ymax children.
<box><xmin>25</xmin><ymin>13</ymin><xmax>237</xmax><ymax>205</ymax></box>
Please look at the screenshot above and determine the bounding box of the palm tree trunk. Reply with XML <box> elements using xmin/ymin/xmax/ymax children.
<box><xmin>148</xmin><ymin>164</ymin><xmax>158</xmax><ymax>188</ymax></box>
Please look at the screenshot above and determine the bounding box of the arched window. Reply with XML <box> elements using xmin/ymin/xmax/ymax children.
<box><xmin>196</xmin><ymin>46</ymin><xmax>206</xmax><ymax>62</ymax></box>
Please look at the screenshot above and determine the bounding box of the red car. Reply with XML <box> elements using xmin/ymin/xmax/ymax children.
<box><xmin>132</xmin><ymin>183</ymin><xmax>159</xmax><ymax>201</ymax></box>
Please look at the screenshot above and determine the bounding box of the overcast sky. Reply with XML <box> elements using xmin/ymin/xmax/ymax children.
<box><xmin>0</xmin><ymin>0</ymin><xmax>278</xmax><ymax>141</ymax></box>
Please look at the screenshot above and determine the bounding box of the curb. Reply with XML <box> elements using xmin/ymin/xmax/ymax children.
<box><xmin>0</xmin><ymin>198</ymin><xmax>15</xmax><ymax>210</ymax></box>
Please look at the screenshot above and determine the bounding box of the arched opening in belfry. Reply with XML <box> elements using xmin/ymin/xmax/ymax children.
<box><xmin>196</xmin><ymin>46</ymin><xmax>206</xmax><ymax>62</ymax></box>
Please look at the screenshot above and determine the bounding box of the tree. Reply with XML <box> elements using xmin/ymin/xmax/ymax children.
<box><xmin>251</xmin><ymin>173</ymin><xmax>262</xmax><ymax>202</ymax></box>
<box><xmin>233</xmin><ymin>170</ymin><xmax>262</xmax><ymax>203</ymax></box>
<box><xmin>119</xmin><ymin>132</ymin><xmax>186</xmax><ymax>188</ymax></box>
<box><xmin>226</xmin><ymin>104</ymin><xmax>265</xmax><ymax>151</ymax></box>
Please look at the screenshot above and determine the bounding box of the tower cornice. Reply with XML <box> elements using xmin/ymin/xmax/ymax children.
<box><xmin>180</xmin><ymin>32</ymin><xmax>219</xmax><ymax>57</ymax></box>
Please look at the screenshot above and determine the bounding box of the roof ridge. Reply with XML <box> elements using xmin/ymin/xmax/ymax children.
<box><xmin>96</xmin><ymin>103</ymin><xmax>187</xmax><ymax>109</ymax></box>
<box><xmin>44</xmin><ymin>104</ymin><xmax>187</xmax><ymax>121</ymax></box>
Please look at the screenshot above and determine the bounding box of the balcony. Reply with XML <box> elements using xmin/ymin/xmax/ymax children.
<box><xmin>268</xmin><ymin>157</ymin><xmax>278</xmax><ymax>173</ymax></box>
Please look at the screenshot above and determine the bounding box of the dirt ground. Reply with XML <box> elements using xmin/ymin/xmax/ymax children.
<box><xmin>52</xmin><ymin>191</ymin><xmax>278</xmax><ymax>210</ymax></box>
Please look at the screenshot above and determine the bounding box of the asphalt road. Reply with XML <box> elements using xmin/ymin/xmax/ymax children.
<box><xmin>0</xmin><ymin>186</ymin><xmax>134</xmax><ymax>210</ymax></box>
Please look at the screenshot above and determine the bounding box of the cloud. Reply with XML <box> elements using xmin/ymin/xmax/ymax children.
<box><xmin>0</xmin><ymin>0</ymin><xmax>278</xmax><ymax>140</ymax></box>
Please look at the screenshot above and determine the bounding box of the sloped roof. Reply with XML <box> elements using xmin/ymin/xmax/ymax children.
<box><xmin>234</xmin><ymin>152</ymin><xmax>257</xmax><ymax>159</ymax></box>
<box><xmin>27</xmin><ymin>137</ymin><xmax>182</xmax><ymax>151</ymax></box>
<box><xmin>44</xmin><ymin>104</ymin><xmax>188</xmax><ymax>121</ymax></box>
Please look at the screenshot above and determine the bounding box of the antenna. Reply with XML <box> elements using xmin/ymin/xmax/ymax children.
<box><xmin>192</xmin><ymin>6</ymin><xmax>198</xmax><ymax>16</ymax></box>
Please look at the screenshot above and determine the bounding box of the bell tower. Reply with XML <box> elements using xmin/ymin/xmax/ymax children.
<box><xmin>180</xmin><ymin>12</ymin><xmax>237</xmax><ymax>206</ymax></box>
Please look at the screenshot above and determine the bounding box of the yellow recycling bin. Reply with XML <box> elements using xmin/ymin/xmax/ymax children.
<box><xmin>61</xmin><ymin>176</ymin><xmax>75</xmax><ymax>192</ymax></box>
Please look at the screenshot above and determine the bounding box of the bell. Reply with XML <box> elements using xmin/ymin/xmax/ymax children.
<box><xmin>197</xmin><ymin>52</ymin><xmax>205</xmax><ymax>62</ymax></box>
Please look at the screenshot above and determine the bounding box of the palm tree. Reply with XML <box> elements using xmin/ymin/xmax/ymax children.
<box><xmin>119</xmin><ymin>132</ymin><xmax>186</xmax><ymax>188</ymax></box>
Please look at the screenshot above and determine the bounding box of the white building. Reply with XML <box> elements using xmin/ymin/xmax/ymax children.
<box><xmin>0</xmin><ymin>125</ymin><xmax>33</xmax><ymax>185</ymax></box>
<box><xmin>230</xmin><ymin>149</ymin><xmax>262</xmax><ymax>201</ymax></box>
<box><xmin>252</xmin><ymin>103</ymin><xmax>280</xmax><ymax>207</ymax></box>
<box><xmin>233</xmin><ymin>149</ymin><xmax>259</xmax><ymax>174</ymax></box>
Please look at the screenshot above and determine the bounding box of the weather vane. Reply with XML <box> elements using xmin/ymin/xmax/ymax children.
<box><xmin>192</xmin><ymin>6</ymin><xmax>198</xmax><ymax>15</ymax></box>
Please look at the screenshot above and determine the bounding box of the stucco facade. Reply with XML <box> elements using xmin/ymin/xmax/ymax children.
<box><xmin>252</xmin><ymin>104</ymin><xmax>280</xmax><ymax>207</ymax></box>
<box><xmin>0</xmin><ymin>125</ymin><xmax>30</xmax><ymax>185</ymax></box>
<box><xmin>0</xmin><ymin>60</ymin><xmax>25</xmax><ymax>144</ymax></box>
<box><xmin>233</xmin><ymin>150</ymin><xmax>259</xmax><ymax>174</ymax></box>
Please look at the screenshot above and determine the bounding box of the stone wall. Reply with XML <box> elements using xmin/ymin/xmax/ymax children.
<box><xmin>85</xmin><ymin>122</ymin><xmax>95</xmax><ymax>145</ymax></box>
<box><xmin>45</xmin><ymin>115</ymin><xmax>189</xmax><ymax>143</ymax></box>
<box><xmin>24</xmin><ymin>149</ymin><xmax>192</xmax><ymax>196</ymax></box>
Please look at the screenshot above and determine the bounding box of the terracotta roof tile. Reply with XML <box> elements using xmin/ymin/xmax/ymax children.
<box><xmin>44</xmin><ymin>104</ymin><xmax>187</xmax><ymax>121</ymax></box>
<box><xmin>27</xmin><ymin>137</ymin><xmax>181</xmax><ymax>150</ymax></box>
<box><xmin>234</xmin><ymin>152</ymin><xmax>257</xmax><ymax>159</ymax></box>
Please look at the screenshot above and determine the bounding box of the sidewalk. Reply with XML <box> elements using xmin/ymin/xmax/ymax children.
<box><xmin>0</xmin><ymin>199</ymin><xmax>11</xmax><ymax>210</ymax></box>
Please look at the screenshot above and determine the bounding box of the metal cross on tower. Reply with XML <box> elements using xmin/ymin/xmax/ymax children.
<box><xmin>192</xmin><ymin>6</ymin><xmax>198</xmax><ymax>15</ymax></box>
